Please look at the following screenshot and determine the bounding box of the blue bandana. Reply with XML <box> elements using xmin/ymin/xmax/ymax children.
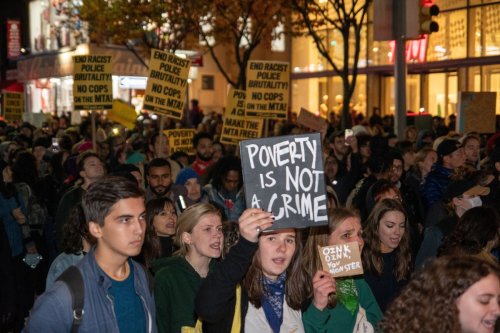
<box><xmin>261</xmin><ymin>273</ymin><xmax>286</xmax><ymax>333</ymax></box>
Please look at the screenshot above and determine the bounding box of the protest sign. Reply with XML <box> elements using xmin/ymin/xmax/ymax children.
<box><xmin>245</xmin><ymin>60</ymin><xmax>289</xmax><ymax>120</ymax></box>
<box><xmin>240</xmin><ymin>132</ymin><xmax>327</xmax><ymax>230</ymax></box>
<box><xmin>297</xmin><ymin>107</ymin><xmax>328</xmax><ymax>132</ymax></box>
<box><xmin>163</xmin><ymin>129</ymin><xmax>196</xmax><ymax>155</ymax></box>
<box><xmin>108</xmin><ymin>100</ymin><xmax>137</xmax><ymax>130</ymax></box>
<box><xmin>318</xmin><ymin>242</ymin><xmax>364</xmax><ymax>278</ymax></box>
<box><xmin>225</xmin><ymin>88</ymin><xmax>246</xmax><ymax>117</ymax></box>
<box><xmin>220</xmin><ymin>116</ymin><xmax>263</xmax><ymax>145</ymax></box>
<box><xmin>3</xmin><ymin>92</ymin><xmax>24</xmax><ymax>121</ymax></box>
<box><xmin>457</xmin><ymin>92</ymin><xmax>496</xmax><ymax>133</ymax></box>
<box><xmin>144</xmin><ymin>49</ymin><xmax>190</xmax><ymax>120</ymax></box>
<box><xmin>73</xmin><ymin>55</ymin><xmax>113</xmax><ymax>110</ymax></box>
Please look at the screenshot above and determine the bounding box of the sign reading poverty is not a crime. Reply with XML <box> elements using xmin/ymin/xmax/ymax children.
<box><xmin>220</xmin><ymin>116</ymin><xmax>263</xmax><ymax>145</ymax></box>
<box><xmin>226</xmin><ymin>88</ymin><xmax>246</xmax><ymax>117</ymax></box>
<box><xmin>245</xmin><ymin>60</ymin><xmax>289</xmax><ymax>120</ymax></box>
<box><xmin>3</xmin><ymin>92</ymin><xmax>24</xmax><ymax>121</ymax></box>
<box><xmin>163</xmin><ymin>129</ymin><xmax>196</xmax><ymax>155</ymax></box>
<box><xmin>144</xmin><ymin>49</ymin><xmax>190</xmax><ymax>120</ymax></box>
<box><xmin>240</xmin><ymin>132</ymin><xmax>328</xmax><ymax>230</ymax></box>
<box><xmin>73</xmin><ymin>55</ymin><xmax>112</xmax><ymax>110</ymax></box>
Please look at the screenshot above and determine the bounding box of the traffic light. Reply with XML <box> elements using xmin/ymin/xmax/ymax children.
<box><xmin>419</xmin><ymin>3</ymin><xmax>440</xmax><ymax>34</ymax></box>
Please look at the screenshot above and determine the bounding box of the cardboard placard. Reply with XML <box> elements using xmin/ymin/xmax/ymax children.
<box><xmin>3</xmin><ymin>91</ymin><xmax>24</xmax><ymax>121</ymax></box>
<box><xmin>318</xmin><ymin>242</ymin><xmax>364</xmax><ymax>278</ymax></box>
<box><xmin>163</xmin><ymin>129</ymin><xmax>196</xmax><ymax>155</ymax></box>
<box><xmin>245</xmin><ymin>60</ymin><xmax>289</xmax><ymax>120</ymax></box>
<box><xmin>220</xmin><ymin>116</ymin><xmax>263</xmax><ymax>145</ymax></box>
<box><xmin>144</xmin><ymin>49</ymin><xmax>190</xmax><ymax>120</ymax></box>
<box><xmin>108</xmin><ymin>100</ymin><xmax>137</xmax><ymax>130</ymax></box>
<box><xmin>457</xmin><ymin>92</ymin><xmax>496</xmax><ymax>134</ymax></box>
<box><xmin>297</xmin><ymin>107</ymin><xmax>328</xmax><ymax>132</ymax></box>
<box><xmin>73</xmin><ymin>55</ymin><xmax>113</xmax><ymax>110</ymax></box>
<box><xmin>240</xmin><ymin>133</ymin><xmax>328</xmax><ymax>230</ymax></box>
<box><xmin>225</xmin><ymin>88</ymin><xmax>246</xmax><ymax>117</ymax></box>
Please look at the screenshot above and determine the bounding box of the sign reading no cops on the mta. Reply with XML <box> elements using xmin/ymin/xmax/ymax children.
<box><xmin>144</xmin><ymin>49</ymin><xmax>191</xmax><ymax>120</ymax></box>
<box><xmin>73</xmin><ymin>55</ymin><xmax>112</xmax><ymax>110</ymax></box>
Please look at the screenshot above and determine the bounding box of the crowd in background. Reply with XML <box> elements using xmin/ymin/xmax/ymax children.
<box><xmin>1</xmin><ymin>105</ymin><xmax>500</xmax><ymax>332</ymax></box>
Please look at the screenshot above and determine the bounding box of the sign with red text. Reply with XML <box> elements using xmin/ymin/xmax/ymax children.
<box><xmin>240</xmin><ymin>133</ymin><xmax>327</xmax><ymax>230</ymax></box>
<box><xmin>73</xmin><ymin>55</ymin><xmax>113</xmax><ymax>110</ymax></box>
<box><xmin>7</xmin><ymin>20</ymin><xmax>21</xmax><ymax>60</ymax></box>
<box><xmin>144</xmin><ymin>49</ymin><xmax>190</xmax><ymax>120</ymax></box>
<box><xmin>245</xmin><ymin>60</ymin><xmax>289</xmax><ymax>119</ymax></box>
<box><xmin>318</xmin><ymin>242</ymin><xmax>363</xmax><ymax>278</ymax></box>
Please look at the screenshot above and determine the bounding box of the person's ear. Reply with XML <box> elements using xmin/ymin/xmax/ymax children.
<box><xmin>79</xmin><ymin>169</ymin><xmax>86</xmax><ymax>179</ymax></box>
<box><xmin>452</xmin><ymin>197</ymin><xmax>461</xmax><ymax>207</ymax></box>
<box><xmin>182</xmin><ymin>231</ymin><xmax>192</xmax><ymax>246</ymax></box>
<box><xmin>88</xmin><ymin>221</ymin><xmax>102</xmax><ymax>239</ymax></box>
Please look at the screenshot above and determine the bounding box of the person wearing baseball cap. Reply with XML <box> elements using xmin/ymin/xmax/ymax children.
<box><xmin>421</xmin><ymin>139</ymin><xmax>465</xmax><ymax>208</ymax></box>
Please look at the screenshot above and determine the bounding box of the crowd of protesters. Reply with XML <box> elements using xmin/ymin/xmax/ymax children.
<box><xmin>0</xmin><ymin>107</ymin><xmax>499</xmax><ymax>333</ymax></box>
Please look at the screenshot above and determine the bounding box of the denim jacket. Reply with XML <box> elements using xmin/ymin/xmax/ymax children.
<box><xmin>23</xmin><ymin>248</ymin><xmax>157</xmax><ymax>333</ymax></box>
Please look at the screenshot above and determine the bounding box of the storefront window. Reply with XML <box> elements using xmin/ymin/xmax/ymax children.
<box><xmin>381</xmin><ymin>75</ymin><xmax>421</xmax><ymax>116</ymax></box>
<box><xmin>426</xmin><ymin>72</ymin><xmax>457</xmax><ymax>118</ymax></box>
<box><xmin>433</xmin><ymin>0</ymin><xmax>467</xmax><ymax>11</ymax></box>
<box><xmin>471</xmin><ymin>4</ymin><xmax>500</xmax><ymax>57</ymax></box>
<box><xmin>427</xmin><ymin>9</ymin><xmax>467</xmax><ymax>61</ymax></box>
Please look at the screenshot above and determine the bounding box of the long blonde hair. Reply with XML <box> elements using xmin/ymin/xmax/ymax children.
<box><xmin>174</xmin><ymin>203</ymin><xmax>221</xmax><ymax>256</ymax></box>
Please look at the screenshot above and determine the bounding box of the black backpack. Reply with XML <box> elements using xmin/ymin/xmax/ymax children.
<box><xmin>56</xmin><ymin>264</ymin><xmax>154</xmax><ymax>333</ymax></box>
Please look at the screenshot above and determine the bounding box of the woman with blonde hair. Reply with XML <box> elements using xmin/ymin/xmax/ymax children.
<box><xmin>380</xmin><ymin>255</ymin><xmax>500</xmax><ymax>333</ymax></box>
<box><xmin>154</xmin><ymin>203</ymin><xmax>224</xmax><ymax>333</ymax></box>
<box><xmin>299</xmin><ymin>208</ymin><xmax>382</xmax><ymax>332</ymax></box>
<box><xmin>362</xmin><ymin>199</ymin><xmax>412</xmax><ymax>312</ymax></box>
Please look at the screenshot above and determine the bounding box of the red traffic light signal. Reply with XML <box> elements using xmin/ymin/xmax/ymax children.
<box><xmin>419</xmin><ymin>4</ymin><xmax>439</xmax><ymax>34</ymax></box>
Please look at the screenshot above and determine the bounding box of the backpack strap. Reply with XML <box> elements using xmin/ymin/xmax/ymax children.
<box><xmin>56</xmin><ymin>266</ymin><xmax>85</xmax><ymax>333</ymax></box>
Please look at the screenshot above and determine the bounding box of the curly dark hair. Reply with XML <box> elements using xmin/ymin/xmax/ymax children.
<box><xmin>380</xmin><ymin>255</ymin><xmax>500</xmax><ymax>333</ymax></box>
<box><xmin>210</xmin><ymin>155</ymin><xmax>242</xmax><ymax>192</ymax></box>
<box><xmin>362</xmin><ymin>199</ymin><xmax>411</xmax><ymax>281</ymax></box>
<box><xmin>438</xmin><ymin>206</ymin><xmax>500</xmax><ymax>257</ymax></box>
<box><xmin>61</xmin><ymin>204</ymin><xmax>96</xmax><ymax>254</ymax></box>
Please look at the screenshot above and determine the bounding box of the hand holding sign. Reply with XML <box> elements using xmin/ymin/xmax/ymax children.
<box><xmin>318</xmin><ymin>242</ymin><xmax>364</xmax><ymax>278</ymax></box>
<box><xmin>238</xmin><ymin>208</ymin><xmax>274</xmax><ymax>243</ymax></box>
<box><xmin>312</xmin><ymin>270</ymin><xmax>336</xmax><ymax>311</ymax></box>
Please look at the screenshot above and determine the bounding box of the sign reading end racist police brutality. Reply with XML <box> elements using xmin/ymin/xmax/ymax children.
<box><xmin>245</xmin><ymin>60</ymin><xmax>289</xmax><ymax>120</ymax></box>
<box><xmin>318</xmin><ymin>242</ymin><xmax>364</xmax><ymax>278</ymax></box>
<box><xmin>73</xmin><ymin>55</ymin><xmax>112</xmax><ymax>110</ymax></box>
<box><xmin>240</xmin><ymin>133</ymin><xmax>328</xmax><ymax>230</ymax></box>
<box><xmin>3</xmin><ymin>92</ymin><xmax>24</xmax><ymax>121</ymax></box>
<box><xmin>144</xmin><ymin>49</ymin><xmax>190</xmax><ymax>120</ymax></box>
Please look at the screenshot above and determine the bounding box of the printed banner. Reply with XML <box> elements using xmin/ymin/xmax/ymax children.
<box><xmin>318</xmin><ymin>242</ymin><xmax>364</xmax><ymax>278</ymax></box>
<box><xmin>3</xmin><ymin>91</ymin><xmax>24</xmax><ymax>121</ymax></box>
<box><xmin>144</xmin><ymin>49</ymin><xmax>190</xmax><ymax>120</ymax></box>
<box><xmin>240</xmin><ymin>132</ymin><xmax>327</xmax><ymax>230</ymax></box>
<box><xmin>73</xmin><ymin>55</ymin><xmax>113</xmax><ymax>110</ymax></box>
<box><xmin>245</xmin><ymin>60</ymin><xmax>289</xmax><ymax>119</ymax></box>
<box><xmin>220</xmin><ymin>116</ymin><xmax>263</xmax><ymax>145</ymax></box>
<box><xmin>163</xmin><ymin>129</ymin><xmax>196</xmax><ymax>155</ymax></box>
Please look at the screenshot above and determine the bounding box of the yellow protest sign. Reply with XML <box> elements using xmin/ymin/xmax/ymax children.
<box><xmin>108</xmin><ymin>100</ymin><xmax>137</xmax><ymax>130</ymax></box>
<box><xmin>3</xmin><ymin>92</ymin><xmax>24</xmax><ymax>121</ymax></box>
<box><xmin>144</xmin><ymin>49</ymin><xmax>190</xmax><ymax>120</ymax></box>
<box><xmin>220</xmin><ymin>116</ymin><xmax>263</xmax><ymax>145</ymax></box>
<box><xmin>163</xmin><ymin>129</ymin><xmax>195</xmax><ymax>155</ymax></box>
<box><xmin>73</xmin><ymin>55</ymin><xmax>113</xmax><ymax>110</ymax></box>
<box><xmin>245</xmin><ymin>60</ymin><xmax>289</xmax><ymax>120</ymax></box>
<box><xmin>225</xmin><ymin>88</ymin><xmax>246</xmax><ymax>117</ymax></box>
